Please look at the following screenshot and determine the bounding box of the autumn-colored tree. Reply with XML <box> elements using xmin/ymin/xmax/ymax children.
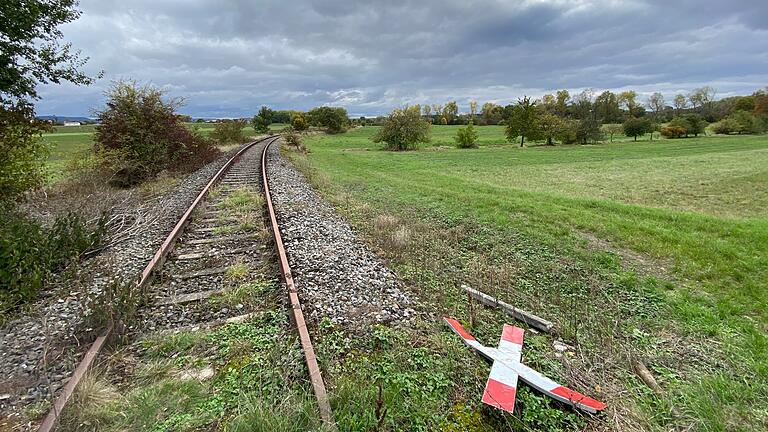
<box><xmin>469</xmin><ymin>100</ymin><xmax>478</xmax><ymax>121</ymax></box>
<box><xmin>290</xmin><ymin>112</ymin><xmax>309</xmax><ymax>131</ymax></box>
<box><xmin>618</xmin><ymin>90</ymin><xmax>639</xmax><ymax>117</ymax></box>
<box><xmin>481</xmin><ymin>102</ymin><xmax>503</xmax><ymax>125</ymax></box>
<box><xmin>443</xmin><ymin>101</ymin><xmax>459</xmax><ymax>124</ymax></box>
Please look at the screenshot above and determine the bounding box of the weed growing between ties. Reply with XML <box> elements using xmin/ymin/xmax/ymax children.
<box><xmin>57</xmin><ymin>308</ymin><xmax>325</xmax><ymax>431</ymax></box>
<box><xmin>213</xmin><ymin>186</ymin><xmax>265</xmax><ymax>233</ymax></box>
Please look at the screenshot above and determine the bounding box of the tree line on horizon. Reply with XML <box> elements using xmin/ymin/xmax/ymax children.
<box><xmin>366</xmin><ymin>87</ymin><xmax>768</xmax><ymax>150</ymax></box>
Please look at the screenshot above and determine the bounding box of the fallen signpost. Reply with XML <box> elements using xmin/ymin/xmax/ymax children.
<box><xmin>462</xmin><ymin>285</ymin><xmax>554</xmax><ymax>333</ymax></box>
<box><xmin>444</xmin><ymin>317</ymin><xmax>606</xmax><ymax>414</ymax></box>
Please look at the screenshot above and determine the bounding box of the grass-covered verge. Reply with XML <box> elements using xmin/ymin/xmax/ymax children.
<box><xmin>287</xmin><ymin>131</ymin><xmax>768</xmax><ymax>431</ymax></box>
<box><xmin>56</xmin><ymin>280</ymin><xmax>326</xmax><ymax>432</ymax></box>
<box><xmin>40</xmin><ymin>123</ymin><xmax>286</xmax><ymax>183</ymax></box>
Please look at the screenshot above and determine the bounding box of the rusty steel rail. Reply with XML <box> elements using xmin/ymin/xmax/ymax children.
<box><xmin>37</xmin><ymin>137</ymin><xmax>273</xmax><ymax>432</ymax></box>
<box><xmin>260</xmin><ymin>138</ymin><xmax>335</xmax><ymax>428</ymax></box>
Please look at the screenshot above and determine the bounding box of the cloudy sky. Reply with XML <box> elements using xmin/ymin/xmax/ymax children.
<box><xmin>36</xmin><ymin>0</ymin><xmax>768</xmax><ymax>118</ymax></box>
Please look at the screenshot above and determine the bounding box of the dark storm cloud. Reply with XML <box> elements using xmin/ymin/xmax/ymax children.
<box><xmin>35</xmin><ymin>0</ymin><xmax>768</xmax><ymax>117</ymax></box>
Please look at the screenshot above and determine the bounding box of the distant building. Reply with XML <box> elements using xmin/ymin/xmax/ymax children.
<box><xmin>63</xmin><ymin>121</ymin><xmax>81</xmax><ymax>126</ymax></box>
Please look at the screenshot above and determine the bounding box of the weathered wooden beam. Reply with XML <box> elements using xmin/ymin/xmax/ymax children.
<box><xmin>463</xmin><ymin>285</ymin><xmax>554</xmax><ymax>333</ymax></box>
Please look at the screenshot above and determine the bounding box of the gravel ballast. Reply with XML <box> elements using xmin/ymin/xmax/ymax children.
<box><xmin>266</xmin><ymin>143</ymin><xmax>414</xmax><ymax>329</ymax></box>
<box><xmin>0</xmin><ymin>149</ymin><xmax>242</xmax><ymax>425</ymax></box>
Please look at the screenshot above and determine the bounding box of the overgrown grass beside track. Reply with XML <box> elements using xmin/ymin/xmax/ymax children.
<box><xmin>292</xmin><ymin>128</ymin><xmax>768</xmax><ymax>431</ymax></box>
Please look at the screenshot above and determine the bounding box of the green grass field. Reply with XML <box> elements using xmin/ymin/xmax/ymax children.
<box><xmin>41</xmin><ymin>123</ymin><xmax>287</xmax><ymax>182</ymax></box>
<box><xmin>294</xmin><ymin>126</ymin><xmax>768</xmax><ymax>431</ymax></box>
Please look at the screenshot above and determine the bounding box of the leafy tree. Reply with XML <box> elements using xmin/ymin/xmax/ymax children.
<box><xmin>290</xmin><ymin>112</ymin><xmax>309</xmax><ymax>131</ymax></box>
<box><xmin>572</xmin><ymin>89</ymin><xmax>595</xmax><ymax>119</ymax></box>
<box><xmin>595</xmin><ymin>91</ymin><xmax>622</xmax><ymax>123</ymax></box>
<box><xmin>481</xmin><ymin>102</ymin><xmax>503</xmax><ymax>125</ymax></box>
<box><xmin>666</xmin><ymin>114</ymin><xmax>706</xmax><ymax>138</ymax></box>
<box><xmin>251</xmin><ymin>115</ymin><xmax>270</xmax><ymax>133</ymax></box>
<box><xmin>540</xmin><ymin>94</ymin><xmax>556</xmax><ymax>113</ymax></box>
<box><xmin>682</xmin><ymin>113</ymin><xmax>707</xmax><ymax>137</ymax></box>
<box><xmin>753</xmin><ymin>88</ymin><xmax>768</xmax><ymax>119</ymax></box>
<box><xmin>505</xmin><ymin>96</ymin><xmax>540</xmax><ymax>147</ymax></box>
<box><xmin>601</xmin><ymin>123</ymin><xmax>624</xmax><ymax>142</ymax></box>
<box><xmin>618</xmin><ymin>90</ymin><xmax>639</xmax><ymax>117</ymax></box>
<box><xmin>555</xmin><ymin>90</ymin><xmax>570</xmax><ymax>116</ymax></box>
<box><xmin>538</xmin><ymin>113</ymin><xmax>563</xmax><ymax>145</ymax></box>
<box><xmin>307</xmin><ymin>106</ymin><xmax>349</xmax><ymax>134</ymax></box>
<box><xmin>1</xmin><ymin>0</ymin><xmax>98</xmax><ymax>103</ymax></box>
<box><xmin>576</xmin><ymin>118</ymin><xmax>603</xmax><ymax>144</ymax></box>
<box><xmin>623</xmin><ymin>117</ymin><xmax>651</xmax><ymax>141</ymax></box>
<box><xmin>372</xmin><ymin>106</ymin><xmax>430</xmax><ymax>151</ymax></box>
<box><xmin>729</xmin><ymin>111</ymin><xmax>763</xmax><ymax>134</ymax></box>
<box><xmin>555</xmin><ymin>119</ymin><xmax>579</xmax><ymax>144</ymax></box>
<box><xmin>439</xmin><ymin>116</ymin><xmax>448</xmax><ymax>125</ymax></box>
<box><xmin>443</xmin><ymin>101</ymin><xmax>459</xmax><ymax>124</ymax></box>
<box><xmin>282</xmin><ymin>126</ymin><xmax>304</xmax><ymax>151</ymax></box>
<box><xmin>251</xmin><ymin>106</ymin><xmax>274</xmax><ymax>133</ymax></box>
<box><xmin>0</xmin><ymin>105</ymin><xmax>51</xmax><ymax>201</ymax></box>
<box><xmin>95</xmin><ymin>81</ymin><xmax>220</xmax><ymax>186</ymax></box>
<box><xmin>688</xmin><ymin>86</ymin><xmax>716</xmax><ymax>111</ymax></box>
<box><xmin>455</xmin><ymin>122</ymin><xmax>479</xmax><ymax>148</ymax></box>
<box><xmin>469</xmin><ymin>101</ymin><xmax>478</xmax><ymax>121</ymax></box>
<box><xmin>1</xmin><ymin>0</ymin><xmax>98</xmax><ymax>202</ymax></box>
<box><xmin>271</xmin><ymin>110</ymin><xmax>293</xmax><ymax>124</ymax></box>
<box><xmin>210</xmin><ymin>119</ymin><xmax>248</xmax><ymax>144</ymax></box>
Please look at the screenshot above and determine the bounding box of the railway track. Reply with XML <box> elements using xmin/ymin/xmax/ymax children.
<box><xmin>37</xmin><ymin>136</ymin><xmax>334</xmax><ymax>431</ymax></box>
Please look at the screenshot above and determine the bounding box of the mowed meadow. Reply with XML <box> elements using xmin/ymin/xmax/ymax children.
<box><xmin>293</xmin><ymin>126</ymin><xmax>768</xmax><ymax>431</ymax></box>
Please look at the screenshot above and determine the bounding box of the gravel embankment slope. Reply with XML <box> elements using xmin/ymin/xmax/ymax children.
<box><xmin>266</xmin><ymin>144</ymin><xmax>414</xmax><ymax>330</ymax></box>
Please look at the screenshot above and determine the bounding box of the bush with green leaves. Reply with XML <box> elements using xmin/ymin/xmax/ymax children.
<box><xmin>714</xmin><ymin>111</ymin><xmax>764</xmax><ymax>134</ymax></box>
<box><xmin>95</xmin><ymin>81</ymin><xmax>220</xmax><ymax>186</ymax></box>
<box><xmin>1</xmin><ymin>209</ymin><xmax>107</xmax><ymax>316</ymax></box>
<box><xmin>622</xmin><ymin>117</ymin><xmax>651</xmax><ymax>141</ymax></box>
<box><xmin>454</xmin><ymin>122</ymin><xmax>478</xmax><ymax>148</ymax></box>
<box><xmin>0</xmin><ymin>102</ymin><xmax>51</xmax><ymax>203</ymax></box>
<box><xmin>372</xmin><ymin>106</ymin><xmax>431</xmax><ymax>151</ymax></box>
<box><xmin>210</xmin><ymin>119</ymin><xmax>248</xmax><ymax>144</ymax></box>
<box><xmin>290</xmin><ymin>112</ymin><xmax>309</xmax><ymax>131</ymax></box>
<box><xmin>251</xmin><ymin>106</ymin><xmax>274</xmax><ymax>134</ymax></box>
<box><xmin>282</xmin><ymin>127</ymin><xmax>304</xmax><ymax>151</ymax></box>
<box><xmin>307</xmin><ymin>106</ymin><xmax>349</xmax><ymax>134</ymax></box>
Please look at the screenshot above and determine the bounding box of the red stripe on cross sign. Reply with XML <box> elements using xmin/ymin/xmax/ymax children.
<box><xmin>551</xmin><ymin>386</ymin><xmax>608</xmax><ymax>411</ymax></box>
<box><xmin>482</xmin><ymin>378</ymin><xmax>517</xmax><ymax>411</ymax></box>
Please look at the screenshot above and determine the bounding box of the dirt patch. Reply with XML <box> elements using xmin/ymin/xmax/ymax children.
<box><xmin>579</xmin><ymin>230</ymin><xmax>675</xmax><ymax>281</ymax></box>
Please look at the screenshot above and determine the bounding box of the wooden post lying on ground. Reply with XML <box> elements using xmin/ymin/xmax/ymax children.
<box><xmin>462</xmin><ymin>285</ymin><xmax>554</xmax><ymax>333</ymax></box>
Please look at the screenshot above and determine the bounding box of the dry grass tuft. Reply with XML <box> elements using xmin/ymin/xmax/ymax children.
<box><xmin>373</xmin><ymin>214</ymin><xmax>399</xmax><ymax>231</ymax></box>
<box><xmin>389</xmin><ymin>226</ymin><xmax>411</xmax><ymax>249</ymax></box>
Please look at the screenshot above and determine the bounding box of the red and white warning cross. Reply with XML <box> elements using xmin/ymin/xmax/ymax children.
<box><xmin>443</xmin><ymin>317</ymin><xmax>607</xmax><ymax>414</ymax></box>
